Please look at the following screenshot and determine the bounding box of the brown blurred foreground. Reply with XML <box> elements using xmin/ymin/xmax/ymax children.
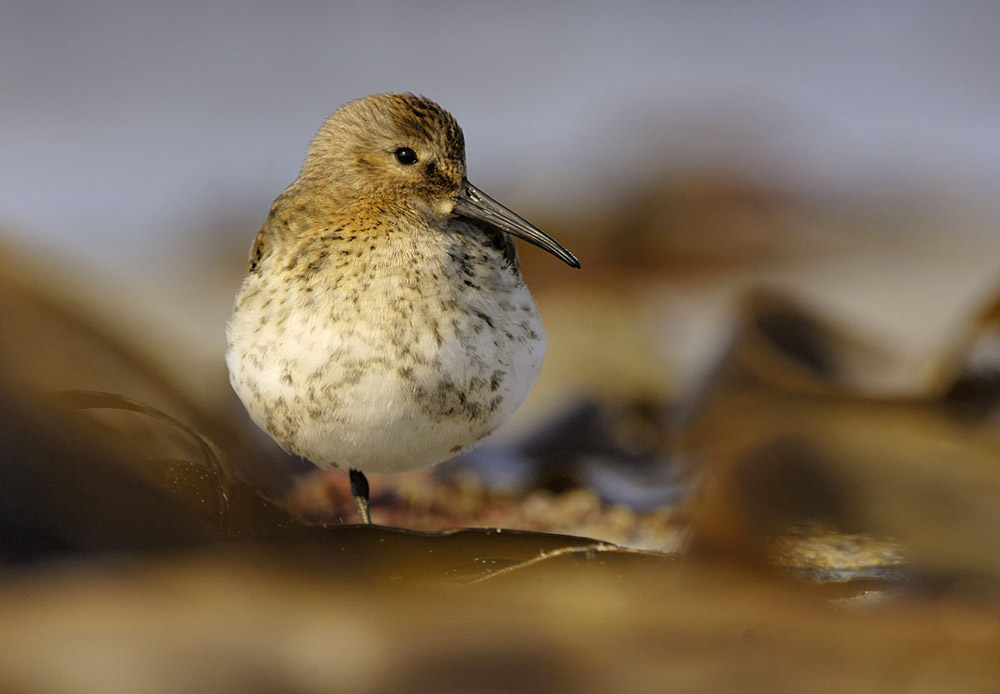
<box><xmin>3</xmin><ymin>207</ymin><xmax>1000</xmax><ymax>692</ymax></box>
<box><xmin>4</xmin><ymin>541</ymin><xmax>1000</xmax><ymax>694</ymax></box>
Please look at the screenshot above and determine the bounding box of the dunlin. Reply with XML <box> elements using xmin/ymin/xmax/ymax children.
<box><xmin>226</xmin><ymin>93</ymin><xmax>579</xmax><ymax>523</ymax></box>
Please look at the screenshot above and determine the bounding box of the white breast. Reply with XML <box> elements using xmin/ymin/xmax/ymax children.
<box><xmin>225</xmin><ymin>230</ymin><xmax>545</xmax><ymax>475</ymax></box>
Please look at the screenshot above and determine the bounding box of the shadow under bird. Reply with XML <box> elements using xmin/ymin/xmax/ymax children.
<box><xmin>226</xmin><ymin>93</ymin><xmax>579</xmax><ymax>523</ymax></box>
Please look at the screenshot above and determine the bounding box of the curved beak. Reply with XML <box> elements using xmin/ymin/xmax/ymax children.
<box><xmin>453</xmin><ymin>179</ymin><xmax>580</xmax><ymax>269</ymax></box>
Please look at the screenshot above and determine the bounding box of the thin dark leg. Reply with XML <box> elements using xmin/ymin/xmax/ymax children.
<box><xmin>349</xmin><ymin>468</ymin><xmax>371</xmax><ymax>525</ymax></box>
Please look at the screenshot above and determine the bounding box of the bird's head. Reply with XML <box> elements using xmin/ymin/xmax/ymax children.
<box><xmin>299</xmin><ymin>93</ymin><xmax>579</xmax><ymax>268</ymax></box>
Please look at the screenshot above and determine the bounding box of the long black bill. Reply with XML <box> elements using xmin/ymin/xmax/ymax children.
<box><xmin>453</xmin><ymin>179</ymin><xmax>580</xmax><ymax>269</ymax></box>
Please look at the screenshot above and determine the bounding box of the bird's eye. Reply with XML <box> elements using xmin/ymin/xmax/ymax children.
<box><xmin>394</xmin><ymin>147</ymin><xmax>418</xmax><ymax>165</ymax></box>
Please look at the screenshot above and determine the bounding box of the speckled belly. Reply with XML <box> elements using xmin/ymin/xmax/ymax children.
<box><xmin>226</xmin><ymin>274</ymin><xmax>546</xmax><ymax>475</ymax></box>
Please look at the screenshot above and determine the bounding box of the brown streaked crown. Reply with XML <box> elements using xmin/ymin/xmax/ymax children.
<box><xmin>297</xmin><ymin>93</ymin><xmax>467</xmax><ymax>211</ymax></box>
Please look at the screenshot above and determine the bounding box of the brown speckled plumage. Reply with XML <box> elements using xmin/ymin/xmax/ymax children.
<box><xmin>225</xmin><ymin>93</ymin><xmax>578</xmax><ymax>523</ymax></box>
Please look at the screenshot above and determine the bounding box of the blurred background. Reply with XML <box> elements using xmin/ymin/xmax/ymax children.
<box><xmin>3</xmin><ymin>2</ymin><xmax>1000</xmax><ymax>691</ymax></box>
<box><xmin>3</xmin><ymin>0</ymin><xmax>1000</xmax><ymax>389</ymax></box>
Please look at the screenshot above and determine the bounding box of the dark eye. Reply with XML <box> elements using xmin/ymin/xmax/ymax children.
<box><xmin>394</xmin><ymin>147</ymin><xmax>418</xmax><ymax>165</ymax></box>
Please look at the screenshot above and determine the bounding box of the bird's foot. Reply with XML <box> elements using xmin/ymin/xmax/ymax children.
<box><xmin>349</xmin><ymin>468</ymin><xmax>372</xmax><ymax>524</ymax></box>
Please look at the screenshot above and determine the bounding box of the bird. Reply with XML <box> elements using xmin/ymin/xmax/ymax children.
<box><xmin>225</xmin><ymin>93</ymin><xmax>579</xmax><ymax>524</ymax></box>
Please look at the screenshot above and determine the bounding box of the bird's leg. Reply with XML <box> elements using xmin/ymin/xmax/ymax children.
<box><xmin>349</xmin><ymin>468</ymin><xmax>371</xmax><ymax>524</ymax></box>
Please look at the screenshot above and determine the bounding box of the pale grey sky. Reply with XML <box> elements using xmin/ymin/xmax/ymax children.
<box><xmin>2</xmin><ymin>0</ymin><xmax>999</xmax><ymax>266</ymax></box>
